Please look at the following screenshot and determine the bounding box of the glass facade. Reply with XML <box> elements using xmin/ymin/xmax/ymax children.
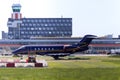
<box><xmin>8</xmin><ymin>18</ymin><xmax>72</xmax><ymax>39</ymax></box>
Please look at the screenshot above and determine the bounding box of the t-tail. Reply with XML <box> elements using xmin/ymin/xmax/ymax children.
<box><xmin>80</xmin><ymin>35</ymin><xmax>96</xmax><ymax>45</ymax></box>
<box><xmin>74</xmin><ymin>35</ymin><xmax>97</xmax><ymax>51</ymax></box>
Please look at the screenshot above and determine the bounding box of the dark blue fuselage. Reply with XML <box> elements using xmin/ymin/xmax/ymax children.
<box><xmin>12</xmin><ymin>35</ymin><xmax>96</xmax><ymax>59</ymax></box>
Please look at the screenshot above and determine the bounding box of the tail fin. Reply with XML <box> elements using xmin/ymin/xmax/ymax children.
<box><xmin>71</xmin><ymin>35</ymin><xmax>97</xmax><ymax>52</ymax></box>
<box><xmin>79</xmin><ymin>35</ymin><xmax>97</xmax><ymax>46</ymax></box>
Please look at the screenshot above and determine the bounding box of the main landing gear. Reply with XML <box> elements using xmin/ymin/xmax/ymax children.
<box><xmin>52</xmin><ymin>56</ymin><xmax>59</xmax><ymax>60</ymax></box>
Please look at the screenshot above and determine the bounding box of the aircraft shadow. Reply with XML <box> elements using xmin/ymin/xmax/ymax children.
<box><xmin>109</xmin><ymin>55</ymin><xmax>120</xmax><ymax>58</ymax></box>
<box><xmin>58</xmin><ymin>57</ymin><xmax>90</xmax><ymax>60</ymax></box>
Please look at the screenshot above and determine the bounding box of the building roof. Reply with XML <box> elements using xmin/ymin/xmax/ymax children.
<box><xmin>12</xmin><ymin>4</ymin><xmax>21</xmax><ymax>7</ymax></box>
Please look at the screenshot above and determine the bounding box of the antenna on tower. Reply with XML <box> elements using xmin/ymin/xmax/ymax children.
<box><xmin>13</xmin><ymin>0</ymin><xmax>20</xmax><ymax>4</ymax></box>
<box><xmin>18</xmin><ymin>0</ymin><xmax>21</xmax><ymax>4</ymax></box>
<box><xmin>61</xmin><ymin>15</ymin><xmax>63</xmax><ymax>18</ymax></box>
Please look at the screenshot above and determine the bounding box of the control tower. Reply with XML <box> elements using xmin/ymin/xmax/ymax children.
<box><xmin>7</xmin><ymin>3</ymin><xmax>22</xmax><ymax>39</ymax></box>
<box><xmin>11</xmin><ymin>4</ymin><xmax>22</xmax><ymax>19</ymax></box>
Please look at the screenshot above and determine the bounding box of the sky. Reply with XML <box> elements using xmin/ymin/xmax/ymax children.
<box><xmin>0</xmin><ymin>0</ymin><xmax>120</xmax><ymax>38</ymax></box>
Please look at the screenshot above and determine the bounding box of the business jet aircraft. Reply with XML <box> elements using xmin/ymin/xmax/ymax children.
<box><xmin>12</xmin><ymin>35</ymin><xmax>96</xmax><ymax>60</ymax></box>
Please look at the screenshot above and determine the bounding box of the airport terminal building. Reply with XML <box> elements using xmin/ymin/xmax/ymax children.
<box><xmin>7</xmin><ymin>4</ymin><xmax>72</xmax><ymax>39</ymax></box>
<box><xmin>8</xmin><ymin>18</ymin><xmax>72</xmax><ymax>39</ymax></box>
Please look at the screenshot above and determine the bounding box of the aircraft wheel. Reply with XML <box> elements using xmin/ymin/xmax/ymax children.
<box><xmin>52</xmin><ymin>56</ymin><xmax>59</xmax><ymax>60</ymax></box>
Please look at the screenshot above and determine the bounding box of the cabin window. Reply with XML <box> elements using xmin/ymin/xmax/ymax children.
<box><xmin>52</xmin><ymin>48</ymin><xmax>54</xmax><ymax>50</ymax></box>
<box><xmin>48</xmin><ymin>48</ymin><xmax>50</xmax><ymax>50</ymax></box>
<box><xmin>45</xmin><ymin>48</ymin><xmax>47</xmax><ymax>50</ymax></box>
<box><xmin>34</xmin><ymin>48</ymin><xmax>37</xmax><ymax>51</ymax></box>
